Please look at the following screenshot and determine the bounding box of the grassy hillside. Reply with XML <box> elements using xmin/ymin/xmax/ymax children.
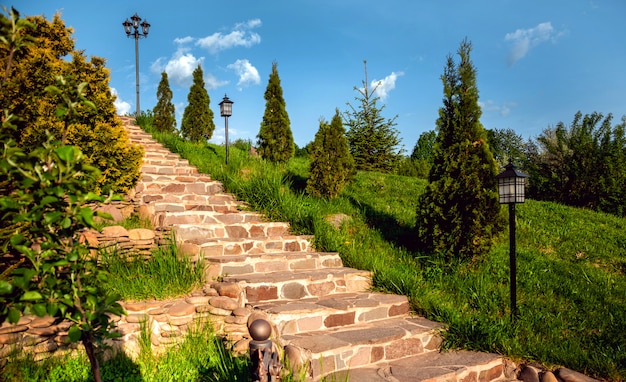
<box><xmin>138</xmin><ymin>117</ymin><xmax>625</xmax><ymax>380</ymax></box>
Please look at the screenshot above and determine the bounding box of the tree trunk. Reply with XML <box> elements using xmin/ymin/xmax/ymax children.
<box><xmin>83</xmin><ymin>333</ymin><xmax>102</xmax><ymax>382</ymax></box>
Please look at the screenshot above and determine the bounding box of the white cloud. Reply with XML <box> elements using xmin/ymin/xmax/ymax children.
<box><xmin>479</xmin><ymin>100</ymin><xmax>516</xmax><ymax>117</ymax></box>
<box><xmin>504</xmin><ymin>22</ymin><xmax>564</xmax><ymax>65</ymax></box>
<box><xmin>152</xmin><ymin>44</ymin><xmax>204</xmax><ymax>87</ymax></box>
<box><xmin>370</xmin><ymin>71</ymin><xmax>404</xmax><ymax>102</ymax></box>
<box><xmin>110</xmin><ymin>87</ymin><xmax>131</xmax><ymax>115</ymax></box>
<box><xmin>196</xmin><ymin>19</ymin><xmax>262</xmax><ymax>54</ymax></box>
<box><xmin>227</xmin><ymin>59</ymin><xmax>260</xmax><ymax>89</ymax></box>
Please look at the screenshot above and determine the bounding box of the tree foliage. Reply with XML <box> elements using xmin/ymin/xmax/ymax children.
<box><xmin>153</xmin><ymin>71</ymin><xmax>176</xmax><ymax>133</ymax></box>
<box><xmin>415</xmin><ymin>39</ymin><xmax>503</xmax><ymax>261</ymax></box>
<box><xmin>181</xmin><ymin>65</ymin><xmax>214</xmax><ymax>142</ymax></box>
<box><xmin>306</xmin><ymin>109</ymin><xmax>355</xmax><ymax>199</ymax></box>
<box><xmin>344</xmin><ymin>60</ymin><xmax>403</xmax><ymax>173</ymax></box>
<box><xmin>486</xmin><ymin>127</ymin><xmax>525</xmax><ymax>169</ymax></box>
<box><xmin>257</xmin><ymin>61</ymin><xmax>294</xmax><ymax>162</ymax></box>
<box><xmin>524</xmin><ymin>111</ymin><xmax>626</xmax><ymax>216</ymax></box>
<box><xmin>0</xmin><ymin>10</ymin><xmax>142</xmax><ymax>195</ymax></box>
<box><xmin>403</xmin><ymin>130</ymin><xmax>437</xmax><ymax>178</ymax></box>
<box><xmin>0</xmin><ymin>9</ymin><xmax>124</xmax><ymax>381</ymax></box>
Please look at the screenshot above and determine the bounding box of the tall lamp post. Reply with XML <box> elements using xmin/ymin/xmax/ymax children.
<box><xmin>123</xmin><ymin>13</ymin><xmax>150</xmax><ymax>116</ymax></box>
<box><xmin>496</xmin><ymin>161</ymin><xmax>529</xmax><ymax>320</ymax></box>
<box><xmin>219</xmin><ymin>95</ymin><xmax>233</xmax><ymax>164</ymax></box>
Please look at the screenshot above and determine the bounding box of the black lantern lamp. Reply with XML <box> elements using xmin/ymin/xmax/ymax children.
<box><xmin>496</xmin><ymin>161</ymin><xmax>529</xmax><ymax>319</ymax></box>
<box><xmin>122</xmin><ymin>13</ymin><xmax>150</xmax><ymax>115</ymax></box>
<box><xmin>219</xmin><ymin>95</ymin><xmax>234</xmax><ymax>164</ymax></box>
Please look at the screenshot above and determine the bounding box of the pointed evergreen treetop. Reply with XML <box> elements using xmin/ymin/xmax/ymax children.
<box><xmin>153</xmin><ymin>71</ymin><xmax>176</xmax><ymax>133</ymax></box>
<box><xmin>257</xmin><ymin>61</ymin><xmax>294</xmax><ymax>162</ymax></box>
<box><xmin>181</xmin><ymin>65</ymin><xmax>214</xmax><ymax>142</ymax></box>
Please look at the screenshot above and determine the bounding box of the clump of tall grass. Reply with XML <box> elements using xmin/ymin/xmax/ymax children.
<box><xmin>100</xmin><ymin>235</ymin><xmax>204</xmax><ymax>301</ymax></box>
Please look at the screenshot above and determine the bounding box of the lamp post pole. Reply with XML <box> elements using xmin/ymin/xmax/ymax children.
<box><xmin>219</xmin><ymin>95</ymin><xmax>234</xmax><ymax>164</ymax></box>
<box><xmin>496</xmin><ymin>161</ymin><xmax>529</xmax><ymax>320</ymax></box>
<box><xmin>123</xmin><ymin>13</ymin><xmax>150</xmax><ymax>116</ymax></box>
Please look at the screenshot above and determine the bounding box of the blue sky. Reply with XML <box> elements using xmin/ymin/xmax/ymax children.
<box><xmin>10</xmin><ymin>0</ymin><xmax>626</xmax><ymax>150</ymax></box>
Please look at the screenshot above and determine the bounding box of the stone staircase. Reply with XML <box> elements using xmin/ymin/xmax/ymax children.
<box><xmin>120</xmin><ymin>116</ymin><xmax>517</xmax><ymax>381</ymax></box>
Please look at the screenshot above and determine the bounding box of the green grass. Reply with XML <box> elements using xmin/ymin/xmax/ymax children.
<box><xmin>100</xmin><ymin>235</ymin><xmax>205</xmax><ymax>301</ymax></box>
<box><xmin>135</xmin><ymin>119</ymin><xmax>626</xmax><ymax>380</ymax></box>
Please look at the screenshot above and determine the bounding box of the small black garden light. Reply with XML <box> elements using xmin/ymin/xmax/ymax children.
<box><xmin>123</xmin><ymin>13</ymin><xmax>150</xmax><ymax>115</ymax></box>
<box><xmin>219</xmin><ymin>94</ymin><xmax>234</xmax><ymax>164</ymax></box>
<box><xmin>496</xmin><ymin>161</ymin><xmax>529</xmax><ymax>319</ymax></box>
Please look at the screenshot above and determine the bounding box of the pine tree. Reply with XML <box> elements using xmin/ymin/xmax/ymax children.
<box><xmin>257</xmin><ymin>61</ymin><xmax>294</xmax><ymax>162</ymax></box>
<box><xmin>181</xmin><ymin>65</ymin><xmax>214</xmax><ymax>142</ymax></box>
<box><xmin>153</xmin><ymin>71</ymin><xmax>176</xmax><ymax>133</ymax></box>
<box><xmin>307</xmin><ymin>109</ymin><xmax>355</xmax><ymax>199</ymax></box>
<box><xmin>415</xmin><ymin>39</ymin><xmax>503</xmax><ymax>261</ymax></box>
<box><xmin>344</xmin><ymin>60</ymin><xmax>402</xmax><ymax>173</ymax></box>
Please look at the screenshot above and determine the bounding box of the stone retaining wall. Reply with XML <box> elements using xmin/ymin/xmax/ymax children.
<box><xmin>0</xmin><ymin>282</ymin><xmax>255</xmax><ymax>363</ymax></box>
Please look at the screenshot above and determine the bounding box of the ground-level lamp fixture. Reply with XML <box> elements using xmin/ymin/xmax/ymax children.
<box><xmin>496</xmin><ymin>161</ymin><xmax>529</xmax><ymax>320</ymax></box>
<box><xmin>123</xmin><ymin>13</ymin><xmax>150</xmax><ymax>116</ymax></box>
<box><xmin>219</xmin><ymin>94</ymin><xmax>233</xmax><ymax>164</ymax></box>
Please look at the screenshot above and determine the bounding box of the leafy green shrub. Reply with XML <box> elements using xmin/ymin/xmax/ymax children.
<box><xmin>306</xmin><ymin>109</ymin><xmax>355</xmax><ymax>199</ymax></box>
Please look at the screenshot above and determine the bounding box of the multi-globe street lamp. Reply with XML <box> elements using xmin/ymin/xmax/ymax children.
<box><xmin>219</xmin><ymin>95</ymin><xmax>234</xmax><ymax>164</ymax></box>
<box><xmin>122</xmin><ymin>13</ymin><xmax>150</xmax><ymax>116</ymax></box>
<box><xmin>496</xmin><ymin>161</ymin><xmax>529</xmax><ymax>320</ymax></box>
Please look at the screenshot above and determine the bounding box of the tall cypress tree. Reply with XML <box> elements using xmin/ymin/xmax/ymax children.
<box><xmin>153</xmin><ymin>71</ymin><xmax>176</xmax><ymax>133</ymax></box>
<box><xmin>257</xmin><ymin>61</ymin><xmax>294</xmax><ymax>162</ymax></box>
<box><xmin>344</xmin><ymin>60</ymin><xmax>402</xmax><ymax>173</ymax></box>
<box><xmin>415</xmin><ymin>39</ymin><xmax>503</xmax><ymax>261</ymax></box>
<box><xmin>307</xmin><ymin>109</ymin><xmax>355</xmax><ymax>199</ymax></box>
<box><xmin>181</xmin><ymin>65</ymin><xmax>214</xmax><ymax>142</ymax></box>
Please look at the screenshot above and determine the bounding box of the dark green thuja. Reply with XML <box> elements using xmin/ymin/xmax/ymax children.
<box><xmin>415</xmin><ymin>39</ymin><xmax>503</xmax><ymax>261</ymax></box>
<box><xmin>153</xmin><ymin>71</ymin><xmax>176</xmax><ymax>133</ymax></box>
<box><xmin>257</xmin><ymin>61</ymin><xmax>294</xmax><ymax>162</ymax></box>
<box><xmin>307</xmin><ymin>109</ymin><xmax>355</xmax><ymax>199</ymax></box>
<box><xmin>181</xmin><ymin>64</ymin><xmax>214</xmax><ymax>142</ymax></box>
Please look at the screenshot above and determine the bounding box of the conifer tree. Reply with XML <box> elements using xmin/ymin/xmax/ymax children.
<box><xmin>344</xmin><ymin>60</ymin><xmax>402</xmax><ymax>173</ymax></box>
<box><xmin>307</xmin><ymin>109</ymin><xmax>355</xmax><ymax>199</ymax></box>
<box><xmin>0</xmin><ymin>11</ymin><xmax>142</xmax><ymax>194</ymax></box>
<box><xmin>415</xmin><ymin>39</ymin><xmax>503</xmax><ymax>261</ymax></box>
<box><xmin>257</xmin><ymin>61</ymin><xmax>294</xmax><ymax>162</ymax></box>
<box><xmin>181</xmin><ymin>65</ymin><xmax>214</xmax><ymax>142</ymax></box>
<box><xmin>153</xmin><ymin>71</ymin><xmax>176</xmax><ymax>133</ymax></box>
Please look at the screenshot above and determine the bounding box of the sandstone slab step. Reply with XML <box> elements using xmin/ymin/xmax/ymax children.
<box><xmin>222</xmin><ymin>267</ymin><xmax>373</xmax><ymax>303</ymax></box>
<box><xmin>182</xmin><ymin>234</ymin><xmax>315</xmax><ymax>258</ymax></box>
<box><xmin>281</xmin><ymin>316</ymin><xmax>444</xmax><ymax>379</ymax></box>
<box><xmin>203</xmin><ymin>251</ymin><xmax>343</xmax><ymax>279</ymax></box>
<box><xmin>157</xmin><ymin>210</ymin><xmax>264</xmax><ymax>226</ymax></box>
<box><xmin>136</xmin><ymin>179</ymin><xmax>224</xmax><ymax>195</ymax></box>
<box><xmin>325</xmin><ymin>350</ymin><xmax>513</xmax><ymax>382</ymax></box>
<box><xmin>173</xmin><ymin>221</ymin><xmax>290</xmax><ymax>241</ymax></box>
<box><xmin>251</xmin><ymin>292</ymin><xmax>410</xmax><ymax>336</ymax></box>
<box><xmin>152</xmin><ymin>198</ymin><xmax>242</xmax><ymax>213</ymax></box>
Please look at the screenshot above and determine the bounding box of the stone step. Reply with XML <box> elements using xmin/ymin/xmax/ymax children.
<box><xmin>203</xmin><ymin>251</ymin><xmax>344</xmax><ymax>279</ymax></box>
<box><xmin>222</xmin><ymin>267</ymin><xmax>372</xmax><ymax>303</ymax></box>
<box><xmin>325</xmin><ymin>350</ymin><xmax>512</xmax><ymax>382</ymax></box>
<box><xmin>280</xmin><ymin>316</ymin><xmax>444</xmax><ymax>379</ymax></box>
<box><xmin>250</xmin><ymin>292</ymin><xmax>410</xmax><ymax>336</ymax></box>
<box><xmin>173</xmin><ymin>221</ymin><xmax>291</xmax><ymax>241</ymax></box>
<box><xmin>152</xmin><ymin>198</ymin><xmax>242</xmax><ymax>213</ymax></box>
<box><xmin>138</xmin><ymin>165</ymin><xmax>200</xmax><ymax>176</ymax></box>
<box><xmin>135</xmin><ymin>192</ymin><xmax>238</xmax><ymax>207</ymax></box>
<box><xmin>140</xmin><ymin>173</ymin><xmax>210</xmax><ymax>184</ymax></box>
<box><xmin>135</xmin><ymin>179</ymin><xmax>224</xmax><ymax>196</ymax></box>
<box><xmin>182</xmin><ymin>234</ymin><xmax>315</xmax><ymax>258</ymax></box>
<box><xmin>157</xmin><ymin>210</ymin><xmax>265</xmax><ymax>226</ymax></box>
